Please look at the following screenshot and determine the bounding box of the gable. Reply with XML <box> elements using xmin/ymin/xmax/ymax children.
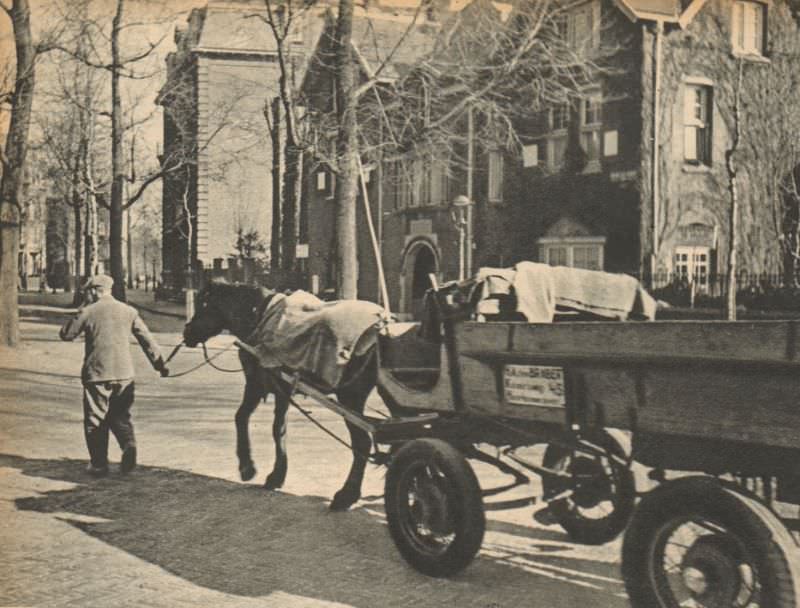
<box><xmin>612</xmin><ymin>0</ymin><xmax>712</xmax><ymax>25</ymax></box>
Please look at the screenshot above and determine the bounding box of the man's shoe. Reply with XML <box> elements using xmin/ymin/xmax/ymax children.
<box><xmin>120</xmin><ymin>446</ymin><xmax>137</xmax><ymax>474</ymax></box>
<box><xmin>86</xmin><ymin>464</ymin><xmax>109</xmax><ymax>477</ymax></box>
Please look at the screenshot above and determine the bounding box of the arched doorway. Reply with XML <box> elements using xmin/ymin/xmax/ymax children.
<box><xmin>400</xmin><ymin>239</ymin><xmax>439</xmax><ymax>320</ymax></box>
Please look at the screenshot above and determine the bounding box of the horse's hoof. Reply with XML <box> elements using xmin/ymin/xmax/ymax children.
<box><xmin>264</xmin><ymin>473</ymin><xmax>285</xmax><ymax>490</ymax></box>
<box><xmin>329</xmin><ymin>488</ymin><xmax>359</xmax><ymax>511</ymax></box>
<box><xmin>239</xmin><ymin>463</ymin><xmax>256</xmax><ymax>482</ymax></box>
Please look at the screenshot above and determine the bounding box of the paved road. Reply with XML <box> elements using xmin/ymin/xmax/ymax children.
<box><xmin>0</xmin><ymin>319</ymin><xmax>629</xmax><ymax>608</ymax></box>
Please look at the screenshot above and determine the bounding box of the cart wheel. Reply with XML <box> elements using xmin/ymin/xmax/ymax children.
<box><xmin>541</xmin><ymin>430</ymin><xmax>635</xmax><ymax>545</ymax></box>
<box><xmin>622</xmin><ymin>476</ymin><xmax>800</xmax><ymax>608</ymax></box>
<box><xmin>385</xmin><ymin>438</ymin><xmax>485</xmax><ymax>577</ymax></box>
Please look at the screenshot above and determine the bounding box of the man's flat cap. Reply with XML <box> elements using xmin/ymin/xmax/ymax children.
<box><xmin>86</xmin><ymin>274</ymin><xmax>114</xmax><ymax>289</ymax></box>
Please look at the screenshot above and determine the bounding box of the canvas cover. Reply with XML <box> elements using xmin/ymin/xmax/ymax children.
<box><xmin>476</xmin><ymin>262</ymin><xmax>657</xmax><ymax>322</ymax></box>
<box><xmin>245</xmin><ymin>290</ymin><xmax>384</xmax><ymax>389</ymax></box>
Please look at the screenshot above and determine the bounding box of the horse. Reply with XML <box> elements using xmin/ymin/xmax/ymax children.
<box><xmin>182</xmin><ymin>280</ymin><xmax>382</xmax><ymax>511</ymax></box>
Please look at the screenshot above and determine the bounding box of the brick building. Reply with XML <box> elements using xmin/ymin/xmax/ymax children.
<box><xmin>301</xmin><ymin>0</ymin><xmax>799</xmax><ymax>319</ymax></box>
<box><xmin>503</xmin><ymin>0</ymin><xmax>800</xmax><ymax>290</ymax></box>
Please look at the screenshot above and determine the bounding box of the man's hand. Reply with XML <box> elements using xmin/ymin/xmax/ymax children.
<box><xmin>154</xmin><ymin>358</ymin><xmax>170</xmax><ymax>378</ymax></box>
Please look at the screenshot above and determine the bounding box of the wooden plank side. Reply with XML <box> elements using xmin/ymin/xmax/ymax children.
<box><xmin>637</xmin><ymin>368</ymin><xmax>800</xmax><ymax>450</ymax></box>
<box><xmin>508</xmin><ymin>320</ymin><xmax>800</xmax><ymax>365</ymax></box>
<box><xmin>457</xmin><ymin>323</ymin><xmax>510</xmax><ymax>352</ymax></box>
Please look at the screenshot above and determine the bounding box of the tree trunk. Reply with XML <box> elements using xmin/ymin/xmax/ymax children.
<box><xmin>0</xmin><ymin>0</ymin><xmax>35</xmax><ymax>347</ymax></box>
<box><xmin>333</xmin><ymin>0</ymin><xmax>359</xmax><ymax>299</ymax></box>
<box><xmin>72</xmin><ymin>199</ymin><xmax>83</xmax><ymax>306</ymax></box>
<box><xmin>85</xmin><ymin>192</ymin><xmax>98</xmax><ymax>276</ymax></box>
<box><xmin>109</xmin><ymin>0</ymin><xmax>126</xmax><ymax>301</ymax></box>
<box><xmin>281</xmin><ymin>144</ymin><xmax>301</xmax><ymax>276</ymax></box>
<box><xmin>725</xmin><ymin>60</ymin><xmax>744</xmax><ymax>321</ymax></box>
<box><xmin>269</xmin><ymin>96</ymin><xmax>282</xmax><ymax>274</ymax></box>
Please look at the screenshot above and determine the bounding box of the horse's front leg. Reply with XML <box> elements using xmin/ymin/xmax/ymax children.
<box><xmin>264</xmin><ymin>393</ymin><xmax>289</xmax><ymax>490</ymax></box>
<box><xmin>235</xmin><ymin>378</ymin><xmax>264</xmax><ymax>482</ymax></box>
<box><xmin>329</xmin><ymin>420</ymin><xmax>371</xmax><ymax>511</ymax></box>
<box><xmin>330</xmin><ymin>377</ymin><xmax>373</xmax><ymax>511</ymax></box>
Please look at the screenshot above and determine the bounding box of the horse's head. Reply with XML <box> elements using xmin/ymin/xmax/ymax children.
<box><xmin>183</xmin><ymin>280</ymin><xmax>276</xmax><ymax>347</ymax></box>
<box><xmin>183</xmin><ymin>281</ymin><xmax>228</xmax><ymax>347</ymax></box>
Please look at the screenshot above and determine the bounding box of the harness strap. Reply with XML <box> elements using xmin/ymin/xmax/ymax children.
<box><xmin>265</xmin><ymin>369</ymin><xmax>377</xmax><ymax>465</ymax></box>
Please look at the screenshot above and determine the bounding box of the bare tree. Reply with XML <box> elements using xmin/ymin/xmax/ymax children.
<box><xmin>331</xmin><ymin>0</ymin><xmax>359</xmax><ymax>298</ymax></box>
<box><xmin>303</xmin><ymin>0</ymin><xmax>615</xmax><ymax>299</ymax></box>
<box><xmin>0</xmin><ymin>0</ymin><xmax>36</xmax><ymax>346</ymax></box>
<box><xmin>250</xmin><ymin>0</ymin><xmax>316</xmax><ymax>278</ymax></box>
<box><xmin>35</xmin><ymin>24</ymin><xmax>107</xmax><ymax>304</ymax></box>
<box><xmin>52</xmin><ymin>0</ymin><xmax>174</xmax><ymax>301</ymax></box>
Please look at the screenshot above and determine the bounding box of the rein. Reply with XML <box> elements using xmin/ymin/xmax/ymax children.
<box><xmin>163</xmin><ymin>341</ymin><xmax>243</xmax><ymax>377</ymax></box>
<box><xmin>201</xmin><ymin>342</ymin><xmax>244</xmax><ymax>373</ymax></box>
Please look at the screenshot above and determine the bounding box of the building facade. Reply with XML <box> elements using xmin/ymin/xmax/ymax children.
<box><xmin>302</xmin><ymin>0</ymin><xmax>799</xmax><ymax>319</ymax></box>
<box><xmin>158</xmin><ymin>0</ymin><xmax>306</xmax><ymax>292</ymax></box>
<box><xmin>508</xmin><ymin>0</ymin><xmax>800</xmax><ymax>292</ymax></box>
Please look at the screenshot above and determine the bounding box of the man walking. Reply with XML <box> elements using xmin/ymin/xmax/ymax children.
<box><xmin>60</xmin><ymin>275</ymin><xmax>169</xmax><ymax>476</ymax></box>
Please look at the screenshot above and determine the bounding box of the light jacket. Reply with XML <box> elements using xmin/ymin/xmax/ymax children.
<box><xmin>60</xmin><ymin>294</ymin><xmax>163</xmax><ymax>383</ymax></box>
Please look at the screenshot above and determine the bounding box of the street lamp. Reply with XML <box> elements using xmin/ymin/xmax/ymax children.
<box><xmin>451</xmin><ymin>195</ymin><xmax>473</xmax><ymax>281</ymax></box>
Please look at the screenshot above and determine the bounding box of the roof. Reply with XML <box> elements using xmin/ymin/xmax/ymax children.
<box><xmin>349</xmin><ymin>9</ymin><xmax>439</xmax><ymax>80</ymax></box>
<box><xmin>613</xmin><ymin>0</ymin><xmax>681</xmax><ymax>21</ymax></box>
<box><xmin>195</xmin><ymin>1</ymin><xmax>279</xmax><ymax>55</ymax></box>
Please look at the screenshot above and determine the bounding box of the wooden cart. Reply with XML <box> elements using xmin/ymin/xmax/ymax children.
<box><xmin>243</xmin><ymin>280</ymin><xmax>800</xmax><ymax>605</ymax></box>
<box><xmin>373</xmin><ymin>285</ymin><xmax>800</xmax><ymax>606</ymax></box>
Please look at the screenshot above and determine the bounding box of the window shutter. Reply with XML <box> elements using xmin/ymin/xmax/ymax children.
<box><xmin>751</xmin><ymin>3</ymin><xmax>763</xmax><ymax>54</ymax></box>
<box><xmin>685</xmin><ymin>126</ymin><xmax>698</xmax><ymax>161</ymax></box>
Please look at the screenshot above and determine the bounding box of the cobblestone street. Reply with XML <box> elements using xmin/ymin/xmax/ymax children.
<box><xmin>0</xmin><ymin>318</ymin><xmax>628</xmax><ymax>608</ymax></box>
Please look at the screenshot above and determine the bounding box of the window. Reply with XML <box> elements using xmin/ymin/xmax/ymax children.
<box><xmin>684</xmin><ymin>84</ymin><xmax>712</xmax><ymax>166</ymax></box>
<box><xmin>557</xmin><ymin>2</ymin><xmax>600</xmax><ymax>51</ymax></box>
<box><xmin>674</xmin><ymin>246</ymin><xmax>710</xmax><ymax>291</ymax></box>
<box><xmin>572</xmin><ymin>245</ymin><xmax>601</xmax><ymax>270</ymax></box>
<box><xmin>428</xmin><ymin>160</ymin><xmax>449</xmax><ymax>206</ymax></box>
<box><xmin>552</xmin><ymin>103</ymin><xmax>569</xmax><ymax>130</ymax></box>
<box><xmin>545</xmin><ymin>246</ymin><xmax>569</xmax><ymax>267</ymax></box>
<box><xmin>389</xmin><ymin>155</ymin><xmax>450</xmax><ymax>208</ymax></box>
<box><xmin>548</xmin><ymin>103</ymin><xmax>569</xmax><ymax>170</ymax></box>
<box><xmin>488</xmin><ymin>150</ymin><xmax>503</xmax><ymax>202</ymax></box>
<box><xmin>580</xmin><ymin>90</ymin><xmax>602</xmax><ymax>169</ymax></box>
<box><xmin>732</xmin><ymin>1</ymin><xmax>766</xmax><ymax>56</ymax></box>
<box><xmin>537</xmin><ymin>237</ymin><xmax>605</xmax><ymax>270</ymax></box>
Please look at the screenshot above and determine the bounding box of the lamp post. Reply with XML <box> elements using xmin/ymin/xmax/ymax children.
<box><xmin>452</xmin><ymin>195</ymin><xmax>473</xmax><ymax>281</ymax></box>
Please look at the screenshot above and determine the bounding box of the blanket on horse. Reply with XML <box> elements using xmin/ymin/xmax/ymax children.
<box><xmin>245</xmin><ymin>290</ymin><xmax>384</xmax><ymax>389</ymax></box>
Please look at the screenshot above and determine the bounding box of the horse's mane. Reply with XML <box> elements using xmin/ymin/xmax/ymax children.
<box><xmin>206</xmin><ymin>280</ymin><xmax>277</xmax><ymax>323</ymax></box>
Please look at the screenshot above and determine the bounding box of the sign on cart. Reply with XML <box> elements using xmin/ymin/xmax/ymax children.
<box><xmin>503</xmin><ymin>364</ymin><xmax>566</xmax><ymax>408</ymax></box>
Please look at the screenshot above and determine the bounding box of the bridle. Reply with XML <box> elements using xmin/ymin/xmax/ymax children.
<box><xmin>165</xmin><ymin>286</ymin><xmax>274</xmax><ymax>377</ymax></box>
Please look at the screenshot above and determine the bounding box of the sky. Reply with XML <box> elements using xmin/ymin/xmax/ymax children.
<box><xmin>1</xmin><ymin>0</ymin><xmax>207</xmax><ymax>228</ymax></box>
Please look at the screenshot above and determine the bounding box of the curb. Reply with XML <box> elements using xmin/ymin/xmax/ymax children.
<box><xmin>129</xmin><ymin>301</ymin><xmax>185</xmax><ymax>320</ymax></box>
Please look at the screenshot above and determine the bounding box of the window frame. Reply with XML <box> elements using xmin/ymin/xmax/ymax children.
<box><xmin>547</xmin><ymin>103</ymin><xmax>570</xmax><ymax>170</ymax></box>
<box><xmin>683</xmin><ymin>83</ymin><xmax>713</xmax><ymax>167</ymax></box>
<box><xmin>674</xmin><ymin>245</ymin><xmax>711</xmax><ymax>291</ymax></box>
<box><xmin>731</xmin><ymin>0</ymin><xmax>766</xmax><ymax>57</ymax></box>
<box><xmin>488</xmin><ymin>149</ymin><xmax>504</xmax><ymax>203</ymax></box>
<box><xmin>580</xmin><ymin>89</ymin><xmax>603</xmax><ymax>171</ymax></box>
<box><xmin>558</xmin><ymin>1</ymin><xmax>601</xmax><ymax>52</ymax></box>
<box><xmin>537</xmin><ymin>236</ymin><xmax>606</xmax><ymax>271</ymax></box>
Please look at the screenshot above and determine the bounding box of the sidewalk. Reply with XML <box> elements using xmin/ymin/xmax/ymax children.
<box><xmin>19</xmin><ymin>289</ymin><xmax>186</xmax><ymax>334</ymax></box>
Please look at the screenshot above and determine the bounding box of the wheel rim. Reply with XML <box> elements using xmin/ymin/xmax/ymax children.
<box><xmin>395</xmin><ymin>459</ymin><xmax>457</xmax><ymax>558</ymax></box>
<box><xmin>554</xmin><ymin>450</ymin><xmax>621</xmax><ymax>521</ymax></box>
<box><xmin>570</xmin><ymin>455</ymin><xmax>614</xmax><ymax>509</ymax></box>
<box><xmin>648</xmin><ymin>517</ymin><xmax>760</xmax><ymax>607</ymax></box>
